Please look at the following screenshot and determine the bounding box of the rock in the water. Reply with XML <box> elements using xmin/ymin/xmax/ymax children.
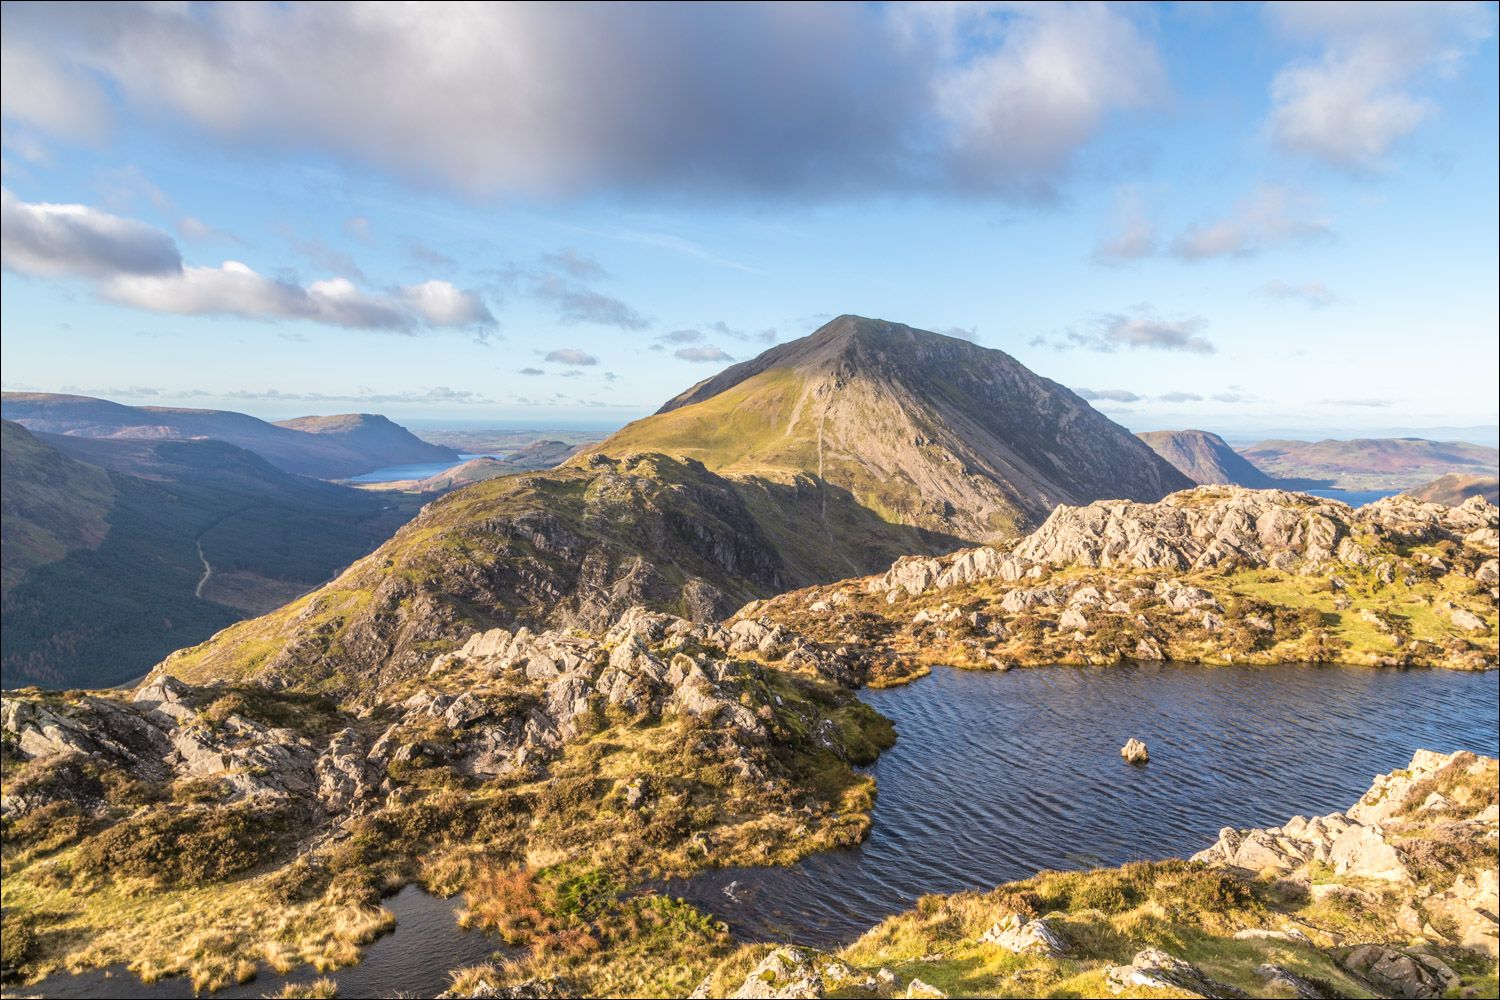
<box><xmin>1121</xmin><ymin>738</ymin><xmax>1149</xmax><ymax>763</ymax></box>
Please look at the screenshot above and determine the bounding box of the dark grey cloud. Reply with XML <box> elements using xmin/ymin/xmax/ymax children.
<box><xmin>0</xmin><ymin>3</ymin><xmax>1167</xmax><ymax>202</ymax></box>
<box><xmin>2</xmin><ymin>185</ymin><xmax>182</xmax><ymax>278</ymax></box>
<box><xmin>544</xmin><ymin>348</ymin><xmax>597</xmax><ymax>366</ymax></box>
<box><xmin>675</xmin><ymin>346</ymin><xmax>734</xmax><ymax>363</ymax></box>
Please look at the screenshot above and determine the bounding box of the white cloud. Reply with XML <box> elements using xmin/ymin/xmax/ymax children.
<box><xmin>1094</xmin><ymin>186</ymin><xmax>1156</xmax><ymax>263</ymax></box>
<box><xmin>1258</xmin><ymin>279</ymin><xmax>1338</xmax><ymax>307</ymax></box>
<box><xmin>100</xmin><ymin>262</ymin><xmax>411</xmax><ymax>330</ymax></box>
<box><xmin>1</xmin><ymin>2</ymin><xmax>1168</xmax><ymax>201</ymax></box>
<box><xmin>675</xmin><ymin>346</ymin><xmax>735</xmax><ymax>363</ymax></box>
<box><xmin>1038</xmin><ymin>307</ymin><xmax>1216</xmax><ymax>354</ymax></box>
<box><xmin>1171</xmin><ymin>186</ymin><xmax>1330</xmax><ymax>260</ymax></box>
<box><xmin>1266</xmin><ymin>2</ymin><xmax>1495</xmax><ymax>168</ymax></box>
<box><xmin>544</xmin><ymin>348</ymin><xmax>597</xmax><ymax>366</ymax></box>
<box><xmin>1</xmin><ymin>186</ymin><xmax>181</xmax><ymax>278</ymax></box>
<box><xmin>1157</xmin><ymin>391</ymin><xmax>1204</xmax><ymax>403</ymax></box>
<box><xmin>399</xmin><ymin>280</ymin><xmax>494</xmax><ymax>327</ymax></box>
<box><xmin>1073</xmin><ymin>387</ymin><xmax>1142</xmax><ymax>402</ymax></box>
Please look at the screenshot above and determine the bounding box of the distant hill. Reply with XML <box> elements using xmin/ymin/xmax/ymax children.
<box><xmin>1238</xmin><ymin>437</ymin><xmax>1498</xmax><ymax>490</ymax></box>
<box><xmin>1136</xmin><ymin>429</ymin><xmax>1278</xmax><ymax>488</ymax></box>
<box><xmin>0</xmin><ymin>393</ymin><xmax>456</xmax><ymax>478</ymax></box>
<box><xmin>594</xmin><ymin>315</ymin><xmax>1190</xmax><ymax>539</ymax></box>
<box><xmin>416</xmin><ymin>457</ymin><xmax>514</xmax><ymax>491</ymax></box>
<box><xmin>501</xmin><ymin>439</ymin><xmax>589</xmax><ymax>470</ymax></box>
<box><xmin>274</xmin><ymin>413</ymin><xmax>457</xmax><ymax>469</ymax></box>
<box><xmin>1402</xmin><ymin>473</ymin><xmax>1500</xmax><ymax>506</ymax></box>
<box><xmin>156</xmin><ymin>316</ymin><xmax>1194</xmax><ymax>693</ymax></box>
<box><xmin>1</xmin><ymin>421</ymin><xmax>417</xmax><ymax>689</ymax></box>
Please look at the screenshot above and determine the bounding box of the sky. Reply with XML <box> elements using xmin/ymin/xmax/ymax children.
<box><xmin>2</xmin><ymin>1</ymin><xmax>1497</xmax><ymax>441</ymax></box>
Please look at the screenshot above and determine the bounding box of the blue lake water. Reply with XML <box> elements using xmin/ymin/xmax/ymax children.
<box><xmin>18</xmin><ymin>661</ymin><xmax>1500</xmax><ymax>997</ymax></box>
<box><xmin>345</xmin><ymin>454</ymin><xmax>489</xmax><ymax>483</ymax></box>
<box><xmin>1301</xmin><ymin>488</ymin><xmax>1406</xmax><ymax>507</ymax></box>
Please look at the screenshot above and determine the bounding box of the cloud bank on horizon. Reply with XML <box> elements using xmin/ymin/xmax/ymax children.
<box><xmin>1</xmin><ymin>1</ymin><xmax>1495</xmax><ymax>434</ymax></box>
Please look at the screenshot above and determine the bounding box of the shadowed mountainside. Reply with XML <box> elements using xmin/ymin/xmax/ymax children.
<box><xmin>1136</xmin><ymin>428</ymin><xmax>1278</xmax><ymax>488</ymax></box>
<box><xmin>1</xmin><ymin>421</ymin><xmax>417</xmax><ymax>688</ymax></box>
<box><xmin>1</xmin><ymin>394</ymin><xmax>456</xmax><ymax>478</ymax></box>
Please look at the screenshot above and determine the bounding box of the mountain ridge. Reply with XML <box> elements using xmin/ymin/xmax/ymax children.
<box><xmin>0</xmin><ymin>393</ymin><xmax>457</xmax><ymax>479</ymax></box>
<box><xmin>1136</xmin><ymin>428</ymin><xmax>1278</xmax><ymax>488</ymax></box>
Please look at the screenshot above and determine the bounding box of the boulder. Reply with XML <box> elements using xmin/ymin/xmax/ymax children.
<box><xmin>1104</xmin><ymin>948</ymin><xmax>1248</xmax><ymax>998</ymax></box>
<box><xmin>1121</xmin><ymin>738</ymin><xmax>1149</xmax><ymax>764</ymax></box>
<box><xmin>1328</xmin><ymin>823</ymin><xmax>1410</xmax><ymax>882</ymax></box>
<box><xmin>1343</xmin><ymin>945</ymin><xmax>1442</xmax><ymax>999</ymax></box>
<box><xmin>978</xmin><ymin>913</ymin><xmax>1068</xmax><ymax>956</ymax></box>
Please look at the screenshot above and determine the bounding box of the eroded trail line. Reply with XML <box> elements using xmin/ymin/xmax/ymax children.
<box><xmin>194</xmin><ymin>538</ymin><xmax>212</xmax><ymax>599</ymax></box>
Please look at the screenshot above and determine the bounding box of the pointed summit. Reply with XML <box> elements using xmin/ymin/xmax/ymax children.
<box><xmin>594</xmin><ymin>315</ymin><xmax>1190</xmax><ymax>539</ymax></box>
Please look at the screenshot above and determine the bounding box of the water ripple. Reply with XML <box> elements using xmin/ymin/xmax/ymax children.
<box><xmin>668</xmin><ymin>662</ymin><xmax>1500</xmax><ymax>945</ymax></box>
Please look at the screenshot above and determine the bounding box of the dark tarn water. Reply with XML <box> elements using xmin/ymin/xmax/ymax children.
<box><xmin>665</xmin><ymin>663</ymin><xmax>1500</xmax><ymax>945</ymax></box>
<box><xmin>345</xmin><ymin>454</ymin><xmax>487</xmax><ymax>483</ymax></box>
<box><xmin>19</xmin><ymin>663</ymin><xmax>1499</xmax><ymax>997</ymax></box>
<box><xmin>15</xmin><ymin>884</ymin><xmax>505</xmax><ymax>1000</ymax></box>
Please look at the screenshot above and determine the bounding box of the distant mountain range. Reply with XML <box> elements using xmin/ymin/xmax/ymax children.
<box><xmin>1</xmin><ymin>420</ymin><xmax>418</xmax><ymax>688</ymax></box>
<box><xmin>1238</xmin><ymin>437</ymin><xmax>1498</xmax><ymax>490</ymax></box>
<box><xmin>1136</xmin><ymin>429</ymin><xmax>1278</xmax><ymax>488</ymax></box>
<box><xmin>0</xmin><ymin>393</ymin><xmax>457</xmax><ymax>478</ymax></box>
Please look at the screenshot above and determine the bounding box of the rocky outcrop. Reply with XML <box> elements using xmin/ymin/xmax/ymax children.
<box><xmin>1016</xmin><ymin>488</ymin><xmax>1499</xmax><ymax>574</ymax></box>
<box><xmin>722</xmin><ymin>948</ymin><xmax>933</xmax><ymax>1000</ymax></box>
<box><xmin>1104</xmin><ymin>948</ymin><xmax>1248</xmax><ymax>997</ymax></box>
<box><xmin>978</xmin><ymin>914</ymin><xmax>1068</xmax><ymax>956</ymax></box>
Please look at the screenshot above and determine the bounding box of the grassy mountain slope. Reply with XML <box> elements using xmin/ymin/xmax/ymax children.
<box><xmin>158</xmin><ymin>453</ymin><xmax>801</xmax><ymax>694</ymax></box>
<box><xmin>1240</xmin><ymin>437</ymin><xmax>1498</xmax><ymax>490</ymax></box>
<box><xmin>1403</xmin><ymin>473</ymin><xmax>1500</xmax><ymax>506</ymax></box>
<box><xmin>0</xmin><ymin>393</ymin><xmax>453</xmax><ymax>478</ymax></box>
<box><xmin>1136</xmin><ymin>428</ymin><xmax>1278</xmax><ymax>487</ymax></box>
<box><xmin>1</xmin><ymin>427</ymin><xmax>417</xmax><ymax>689</ymax></box>
<box><xmin>0</xmin><ymin>421</ymin><xmax>116</xmax><ymax>595</ymax></box>
<box><xmin>592</xmin><ymin>315</ymin><xmax>1190</xmax><ymax>540</ymax></box>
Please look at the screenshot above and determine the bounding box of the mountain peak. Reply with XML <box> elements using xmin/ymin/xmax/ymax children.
<box><xmin>600</xmin><ymin>315</ymin><xmax>1191</xmax><ymax>540</ymax></box>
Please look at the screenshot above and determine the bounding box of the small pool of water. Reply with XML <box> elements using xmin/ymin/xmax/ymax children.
<box><xmin>345</xmin><ymin>454</ymin><xmax>490</xmax><ymax>483</ymax></box>
<box><xmin>666</xmin><ymin>662</ymin><xmax>1500</xmax><ymax>945</ymax></box>
<box><xmin>15</xmin><ymin>884</ymin><xmax>506</xmax><ymax>999</ymax></box>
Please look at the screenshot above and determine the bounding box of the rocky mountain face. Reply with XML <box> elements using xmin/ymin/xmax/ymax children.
<box><xmin>593</xmin><ymin>315</ymin><xmax>1191</xmax><ymax>541</ymax></box>
<box><xmin>1</xmin><ymin>393</ymin><xmax>456</xmax><ymax>478</ymax></box>
<box><xmin>1239</xmin><ymin>436</ymin><xmax>1498</xmax><ymax>490</ymax></box>
<box><xmin>1</xmin><ymin>422</ymin><xmax>413</xmax><ymax>689</ymax></box>
<box><xmin>1136</xmin><ymin>429</ymin><xmax>1278</xmax><ymax>488</ymax></box>
<box><xmin>1404</xmin><ymin>473</ymin><xmax>1500</xmax><ymax>507</ymax></box>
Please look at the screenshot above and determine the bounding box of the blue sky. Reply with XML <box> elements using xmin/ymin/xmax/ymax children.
<box><xmin>2</xmin><ymin>2</ymin><xmax>1496</xmax><ymax>440</ymax></box>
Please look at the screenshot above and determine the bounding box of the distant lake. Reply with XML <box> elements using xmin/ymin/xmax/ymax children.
<box><xmin>1301</xmin><ymin>488</ymin><xmax>1404</xmax><ymax>507</ymax></box>
<box><xmin>345</xmin><ymin>454</ymin><xmax>489</xmax><ymax>483</ymax></box>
